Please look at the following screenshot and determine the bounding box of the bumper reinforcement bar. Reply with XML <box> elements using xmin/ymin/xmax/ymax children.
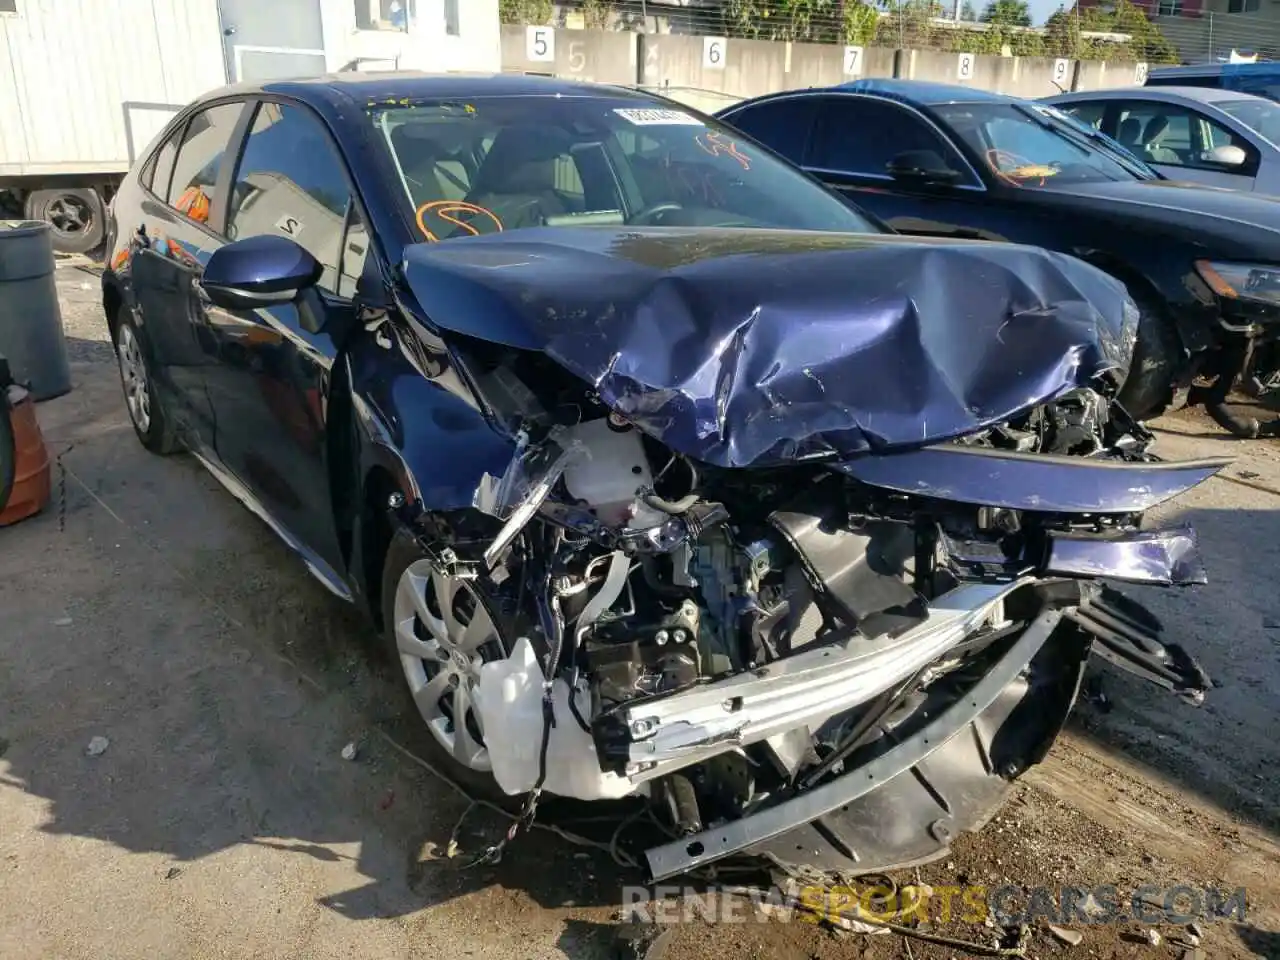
<box><xmin>642</xmin><ymin>607</ymin><xmax>1063</xmax><ymax>881</ymax></box>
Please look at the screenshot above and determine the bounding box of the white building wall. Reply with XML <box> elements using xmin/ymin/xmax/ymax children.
<box><xmin>319</xmin><ymin>0</ymin><xmax>500</xmax><ymax>73</ymax></box>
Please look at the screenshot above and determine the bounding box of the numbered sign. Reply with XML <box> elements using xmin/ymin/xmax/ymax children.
<box><xmin>1052</xmin><ymin>58</ymin><xmax>1071</xmax><ymax>86</ymax></box>
<box><xmin>843</xmin><ymin>45</ymin><xmax>865</xmax><ymax>76</ymax></box>
<box><xmin>526</xmin><ymin>25</ymin><xmax>555</xmax><ymax>63</ymax></box>
<box><xmin>1134</xmin><ymin>61</ymin><xmax>1149</xmax><ymax>85</ymax></box>
<box><xmin>957</xmin><ymin>52</ymin><xmax>975</xmax><ymax>81</ymax></box>
<box><xmin>704</xmin><ymin>36</ymin><xmax>727</xmax><ymax>70</ymax></box>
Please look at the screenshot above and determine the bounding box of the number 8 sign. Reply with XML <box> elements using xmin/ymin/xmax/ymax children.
<box><xmin>957</xmin><ymin>52</ymin><xmax>975</xmax><ymax>81</ymax></box>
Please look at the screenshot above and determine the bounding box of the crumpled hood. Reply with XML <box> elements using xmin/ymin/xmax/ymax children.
<box><xmin>401</xmin><ymin>226</ymin><xmax>1136</xmax><ymax>468</ymax></box>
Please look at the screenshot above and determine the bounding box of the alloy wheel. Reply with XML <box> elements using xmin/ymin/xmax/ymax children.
<box><xmin>116</xmin><ymin>324</ymin><xmax>152</xmax><ymax>434</ymax></box>
<box><xmin>393</xmin><ymin>560</ymin><xmax>503</xmax><ymax>771</ymax></box>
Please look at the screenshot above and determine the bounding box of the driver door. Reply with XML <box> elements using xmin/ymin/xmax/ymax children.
<box><xmin>801</xmin><ymin>95</ymin><xmax>998</xmax><ymax>241</ymax></box>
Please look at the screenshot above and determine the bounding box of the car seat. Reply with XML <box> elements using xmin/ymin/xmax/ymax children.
<box><xmin>1118</xmin><ymin>117</ymin><xmax>1143</xmax><ymax>149</ymax></box>
<box><xmin>390</xmin><ymin>124</ymin><xmax>472</xmax><ymax>206</ymax></box>
<box><xmin>1140</xmin><ymin>115</ymin><xmax>1182</xmax><ymax>164</ymax></box>
<box><xmin>463</xmin><ymin>126</ymin><xmax>575</xmax><ymax>231</ymax></box>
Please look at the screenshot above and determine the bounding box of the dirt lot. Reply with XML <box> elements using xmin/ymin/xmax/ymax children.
<box><xmin>0</xmin><ymin>262</ymin><xmax>1277</xmax><ymax>959</ymax></box>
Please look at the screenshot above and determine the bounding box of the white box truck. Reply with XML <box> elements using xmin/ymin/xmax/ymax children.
<box><xmin>0</xmin><ymin>0</ymin><xmax>499</xmax><ymax>254</ymax></box>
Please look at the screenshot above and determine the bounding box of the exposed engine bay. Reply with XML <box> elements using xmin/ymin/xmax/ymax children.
<box><xmin>384</xmin><ymin>338</ymin><xmax>1215</xmax><ymax>881</ymax></box>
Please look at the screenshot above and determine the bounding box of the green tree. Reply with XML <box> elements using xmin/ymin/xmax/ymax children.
<box><xmin>722</xmin><ymin>0</ymin><xmax>846</xmax><ymax>42</ymax></box>
<box><xmin>1042</xmin><ymin>0</ymin><xmax>1179</xmax><ymax>63</ymax></box>
<box><xmin>499</xmin><ymin>0</ymin><xmax>553</xmax><ymax>24</ymax></box>
<box><xmin>960</xmin><ymin>1</ymin><xmax>978</xmax><ymax>20</ymax></box>
<box><xmin>581</xmin><ymin>0</ymin><xmax>614</xmax><ymax>29</ymax></box>
<box><xmin>842</xmin><ymin>1</ymin><xmax>881</xmax><ymax>44</ymax></box>
<box><xmin>981</xmin><ymin>0</ymin><xmax>1032</xmax><ymax>27</ymax></box>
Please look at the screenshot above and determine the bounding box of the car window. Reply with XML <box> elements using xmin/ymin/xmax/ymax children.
<box><xmin>1112</xmin><ymin>100</ymin><xmax>1254</xmax><ymax>173</ymax></box>
<box><xmin>1058</xmin><ymin>101</ymin><xmax>1107</xmax><ymax>131</ymax></box>
<box><xmin>934</xmin><ymin>102</ymin><xmax>1143</xmax><ymax>187</ymax></box>
<box><xmin>143</xmin><ymin>126</ymin><xmax>182</xmax><ymax>199</ymax></box>
<box><xmin>167</xmin><ymin>102</ymin><xmax>246</xmax><ymax>226</ymax></box>
<box><xmin>722</xmin><ymin>97</ymin><xmax>819</xmax><ymax>164</ymax></box>
<box><xmin>369</xmin><ymin>97</ymin><xmax>879</xmax><ymax>240</ymax></box>
<box><xmin>226</xmin><ymin>101</ymin><xmax>366</xmax><ymax>296</ymax></box>
<box><xmin>1216</xmin><ymin>98</ymin><xmax>1280</xmax><ymax>146</ymax></box>
<box><xmin>809</xmin><ymin>98</ymin><xmax>974</xmax><ymax>184</ymax></box>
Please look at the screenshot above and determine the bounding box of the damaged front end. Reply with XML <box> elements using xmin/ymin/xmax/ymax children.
<box><xmin>386</xmin><ymin>228</ymin><xmax>1225</xmax><ymax>881</ymax></box>
<box><xmin>404</xmin><ymin>409</ymin><xmax>1223</xmax><ymax>883</ymax></box>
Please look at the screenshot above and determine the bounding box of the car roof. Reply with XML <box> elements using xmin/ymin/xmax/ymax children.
<box><xmin>191</xmin><ymin>71</ymin><xmax>656</xmax><ymax>111</ymax></box>
<box><xmin>835</xmin><ymin>78</ymin><xmax>1017</xmax><ymax>106</ymax></box>
<box><xmin>1046</xmin><ymin>85</ymin><xmax>1273</xmax><ymax>106</ymax></box>
<box><xmin>1149</xmin><ymin>62</ymin><xmax>1280</xmax><ymax>78</ymax></box>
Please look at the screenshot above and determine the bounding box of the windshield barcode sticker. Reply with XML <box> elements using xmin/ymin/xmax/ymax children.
<box><xmin>613</xmin><ymin>108</ymin><xmax>703</xmax><ymax>127</ymax></box>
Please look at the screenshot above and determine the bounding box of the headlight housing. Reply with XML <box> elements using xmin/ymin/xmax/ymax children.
<box><xmin>1195</xmin><ymin>260</ymin><xmax>1280</xmax><ymax>308</ymax></box>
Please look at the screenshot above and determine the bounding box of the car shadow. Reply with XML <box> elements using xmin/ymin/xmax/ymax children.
<box><xmin>2</xmin><ymin>358</ymin><xmax>1277</xmax><ymax>941</ymax></box>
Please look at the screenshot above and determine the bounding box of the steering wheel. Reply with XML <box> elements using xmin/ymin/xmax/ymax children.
<box><xmin>628</xmin><ymin>202</ymin><xmax>684</xmax><ymax>225</ymax></box>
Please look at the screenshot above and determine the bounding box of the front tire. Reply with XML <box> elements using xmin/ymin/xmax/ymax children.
<box><xmin>1116</xmin><ymin>292</ymin><xmax>1183</xmax><ymax>422</ymax></box>
<box><xmin>113</xmin><ymin>309</ymin><xmax>178</xmax><ymax>454</ymax></box>
<box><xmin>380</xmin><ymin>528</ymin><xmax>526</xmax><ymax>799</ymax></box>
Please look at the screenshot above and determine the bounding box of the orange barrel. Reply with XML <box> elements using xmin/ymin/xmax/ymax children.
<box><xmin>0</xmin><ymin>376</ymin><xmax>52</xmax><ymax>527</ymax></box>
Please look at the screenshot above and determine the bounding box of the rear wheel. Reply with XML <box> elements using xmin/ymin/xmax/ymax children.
<box><xmin>114</xmin><ymin>309</ymin><xmax>178</xmax><ymax>454</ymax></box>
<box><xmin>24</xmin><ymin>188</ymin><xmax>105</xmax><ymax>256</ymax></box>
<box><xmin>1116</xmin><ymin>291</ymin><xmax>1184</xmax><ymax>422</ymax></box>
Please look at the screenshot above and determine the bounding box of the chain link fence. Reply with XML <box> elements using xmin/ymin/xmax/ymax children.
<box><xmin>499</xmin><ymin>0</ymin><xmax>1280</xmax><ymax>64</ymax></box>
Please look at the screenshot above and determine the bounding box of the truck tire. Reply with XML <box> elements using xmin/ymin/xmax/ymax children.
<box><xmin>23</xmin><ymin>188</ymin><xmax>105</xmax><ymax>256</ymax></box>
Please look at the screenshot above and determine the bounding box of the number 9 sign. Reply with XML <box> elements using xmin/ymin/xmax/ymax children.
<box><xmin>957</xmin><ymin>52</ymin><xmax>975</xmax><ymax>82</ymax></box>
<box><xmin>1052</xmin><ymin>58</ymin><xmax>1071</xmax><ymax>86</ymax></box>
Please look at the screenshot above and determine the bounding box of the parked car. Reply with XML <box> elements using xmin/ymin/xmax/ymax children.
<box><xmin>1146</xmin><ymin>62</ymin><xmax>1280</xmax><ymax>103</ymax></box>
<box><xmin>1043</xmin><ymin>86</ymin><xmax>1280</xmax><ymax>193</ymax></box>
<box><xmin>717</xmin><ymin>78</ymin><xmax>1280</xmax><ymax>437</ymax></box>
<box><xmin>103</xmin><ymin>72</ymin><xmax>1221</xmax><ymax>881</ymax></box>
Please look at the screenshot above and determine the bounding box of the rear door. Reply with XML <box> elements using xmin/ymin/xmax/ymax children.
<box><xmin>130</xmin><ymin>99</ymin><xmax>252</xmax><ymax>453</ymax></box>
<box><xmin>200</xmin><ymin>98</ymin><xmax>370</xmax><ymax>575</ymax></box>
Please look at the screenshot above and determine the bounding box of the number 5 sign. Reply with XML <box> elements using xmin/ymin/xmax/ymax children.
<box><xmin>843</xmin><ymin>45</ymin><xmax>864</xmax><ymax>76</ymax></box>
<box><xmin>526</xmin><ymin>25</ymin><xmax>555</xmax><ymax>62</ymax></box>
<box><xmin>957</xmin><ymin>52</ymin><xmax>975</xmax><ymax>81</ymax></box>
<box><xmin>703</xmin><ymin>36</ymin><xmax>727</xmax><ymax>69</ymax></box>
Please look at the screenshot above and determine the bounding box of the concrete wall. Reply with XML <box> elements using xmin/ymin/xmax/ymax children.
<box><xmin>500</xmin><ymin>24</ymin><xmax>637</xmax><ymax>84</ymax></box>
<box><xmin>497</xmin><ymin>24</ymin><xmax>1147</xmax><ymax>109</ymax></box>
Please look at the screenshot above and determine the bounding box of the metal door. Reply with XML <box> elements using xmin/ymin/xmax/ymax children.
<box><xmin>217</xmin><ymin>0</ymin><xmax>327</xmax><ymax>82</ymax></box>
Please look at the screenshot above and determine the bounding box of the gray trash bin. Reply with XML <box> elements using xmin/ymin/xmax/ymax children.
<box><xmin>0</xmin><ymin>220</ymin><xmax>72</xmax><ymax>401</ymax></box>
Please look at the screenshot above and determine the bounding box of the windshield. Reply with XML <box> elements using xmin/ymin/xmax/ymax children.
<box><xmin>368</xmin><ymin>97</ymin><xmax>878</xmax><ymax>241</ymax></box>
<box><xmin>1217</xmin><ymin>98</ymin><xmax>1280</xmax><ymax>146</ymax></box>
<box><xmin>933</xmin><ymin>101</ymin><xmax>1151</xmax><ymax>187</ymax></box>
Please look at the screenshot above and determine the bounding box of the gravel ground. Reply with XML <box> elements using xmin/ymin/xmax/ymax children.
<box><xmin>0</xmin><ymin>263</ymin><xmax>1276</xmax><ymax>960</ymax></box>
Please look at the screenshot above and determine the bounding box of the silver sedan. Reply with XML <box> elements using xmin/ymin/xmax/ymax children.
<box><xmin>1042</xmin><ymin>85</ymin><xmax>1280</xmax><ymax>194</ymax></box>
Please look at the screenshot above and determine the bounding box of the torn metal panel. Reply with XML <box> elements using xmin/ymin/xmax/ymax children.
<box><xmin>402</xmin><ymin>226</ymin><xmax>1139</xmax><ymax>468</ymax></box>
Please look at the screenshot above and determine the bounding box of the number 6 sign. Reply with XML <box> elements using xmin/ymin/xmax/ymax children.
<box><xmin>704</xmin><ymin>36</ymin><xmax>727</xmax><ymax>69</ymax></box>
<box><xmin>957</xmin><ymin>52</ymin><xmax>975</xmax><ymax>81</ymax></box>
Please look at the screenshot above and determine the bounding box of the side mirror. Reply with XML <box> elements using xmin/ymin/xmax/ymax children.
<box><xmin>1205</xmin><ymin>144</ymin><xmax>1248</xmax><ymax>168</ymax></box>
<box><xmin>887</xmin><ymin>150</ymin><xmax>964</xmax><ymax>185</ymax></box>
<box><xmin>202</xmin><ymin>235</ymin><xmax>322</xmax><ymax>311</ymax></box>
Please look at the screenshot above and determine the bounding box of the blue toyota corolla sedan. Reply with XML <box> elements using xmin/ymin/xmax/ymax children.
<box><xmin>101</xmin><ymin>71</ymin><xmax>1221</xmax><ymax>881</ymax></box>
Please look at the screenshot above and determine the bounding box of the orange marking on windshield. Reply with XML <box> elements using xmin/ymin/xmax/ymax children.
<box><xmin>694</xmin><ymin>131</ymin><xmax>752</xmax><ymax>170</ymax></box>
<box><xmin>415</xmin><ymin>201</ymin><xmax>504</xmax><ymax>241</ymax></box>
